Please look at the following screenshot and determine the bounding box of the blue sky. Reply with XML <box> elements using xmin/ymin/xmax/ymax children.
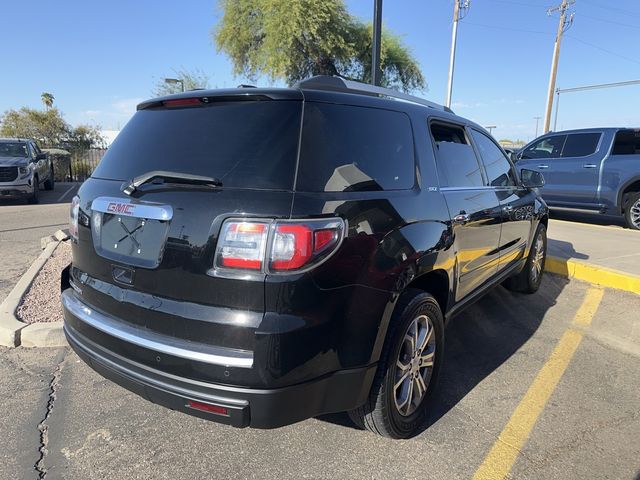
<box><xmin>1</xmin><ymin>0</ymin><xmax>639</xmax><ymax>142</ymax></box>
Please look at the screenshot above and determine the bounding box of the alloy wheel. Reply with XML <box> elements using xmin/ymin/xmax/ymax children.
<box><xmin>394</xmin><ymin>314</ymin><xmax>436</xmax><ymax>416</ymax></box>
<box><xmin>630</xmin><ymin>198</ymin><xmax>640</xmax><ymax>229</ymax></box>
<box><xmin>531</xmin><ymin>232</ymin><xmax>545</xmax><ymax>282</ymax></box>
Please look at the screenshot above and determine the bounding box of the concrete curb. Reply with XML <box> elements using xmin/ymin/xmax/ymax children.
<box><xmin>0</xmin><ymin>230</ymin><xmax>69</xmax><ymax>348</ymax></box>
<box><xmin>545</xmin><ymin>256</ymin><xmax>640</xmax><ymax>295</ymax></box>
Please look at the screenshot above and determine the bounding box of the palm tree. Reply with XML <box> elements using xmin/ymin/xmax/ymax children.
<box><xmin>41</xmin><ymin>92</ymin><xmax>54</xmax><ymax>111</ymax></box>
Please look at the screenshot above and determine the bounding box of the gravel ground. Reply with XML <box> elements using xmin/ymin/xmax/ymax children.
<box><xmin>16</xmin><ymin>241</ymin><xmax>71</xmax><ymax>324</ymax></box>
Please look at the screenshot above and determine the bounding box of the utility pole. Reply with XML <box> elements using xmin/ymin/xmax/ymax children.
<box><xmin>534</xmin><ymin>116</ymin><xmax>542</xmax><ymax>137</ymax></box>
<box><xmin>445</xmin><ymin>0</ymin><xmax>471</xmax><ymax>109</ymax></box>
<box><xmin>543</xmin><ymin>0</ymin><xmax>575</xmax><ymax>133</ymax></box>
<box><xmin>372</xmin><ymin>0</ymin><xmax>383</xmax><ymax>86</ymax></box>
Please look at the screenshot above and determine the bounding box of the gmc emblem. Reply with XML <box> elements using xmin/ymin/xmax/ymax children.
<box><xmin>107</xmin><ymin>202</ymin><xmax>135</xmax><ymax>215</ymax></box>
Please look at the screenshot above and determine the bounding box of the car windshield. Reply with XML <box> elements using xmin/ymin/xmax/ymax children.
<box><xmin>0</xmin><ymin>142</ymin><xmax>29</xmax><ymax>157</ymax></box>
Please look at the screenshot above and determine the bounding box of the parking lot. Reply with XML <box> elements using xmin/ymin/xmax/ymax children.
<box><xmin>0</xmin><ymin>183</ymin><xmax>79</xmax><ymax>300</ymax></box>
<box><xmin>1</xmin><ymin>272</ymin><xmax>638</xmax><ymax>479</ymax></box>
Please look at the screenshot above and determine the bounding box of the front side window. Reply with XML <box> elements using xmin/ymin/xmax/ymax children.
<box><xmin>521</xmin><ymin>135</ymin><xmax>567</xmax><ymax>159</ymax></box>
<box><xmin>470</xmin><ymin>129</ymin><xmax>516</xmax><ymax>187</ymax></box>
<box><xmin>297</xmin><ymin>103</ymin><xmax>415</xmax><ymax>192</ymax></box>
<box><xmin>430</xmin><ymin>123</ymin><xmax>484</xmax><ymax>188</ymax></box>
<box><xmin>561</xmin><ymin>133</ymin><xmax>601</xmax><ymax>157</ymax></box>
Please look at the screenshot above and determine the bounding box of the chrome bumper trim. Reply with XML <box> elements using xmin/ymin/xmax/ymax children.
<box><xmin>61</xmin><ymin>290</ymin><xmax>253</xmax><ymax>368</ymax></box>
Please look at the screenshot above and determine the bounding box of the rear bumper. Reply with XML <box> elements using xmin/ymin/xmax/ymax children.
<box><xmin>62</xmin><ymin>291</ymin><xmax>377</xmax><ymax>429</ymax></box>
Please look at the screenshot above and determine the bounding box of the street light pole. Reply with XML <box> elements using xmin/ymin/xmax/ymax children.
<box><xmin>372</xmin><ymin>0</ymin><xmax>383</xmax><ymax>86</ymax></box>
<box><xmin>534</xmin><ymin>116</ymin><xmax>541</xmax><ymax>137</ymax></box>
<box><xmin>445</xmin><ymin>0</ymin><xmax>470</xmax><ymax>109</ymax></box>
<box><xmin>164</xmin><ymin>78</ymin><xmax>185</xmax><ymax>93</ymax></box>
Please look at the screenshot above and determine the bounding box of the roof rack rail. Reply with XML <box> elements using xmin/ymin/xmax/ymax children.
<box><xmin>296</xmin><ymin>76</ymin><xmax>453</xmax><ymax>113</ymax></box>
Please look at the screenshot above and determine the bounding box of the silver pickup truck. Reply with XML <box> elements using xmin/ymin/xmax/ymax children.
<box><xmin>516</xmin><ymin>128</ymin><xmax>640</xmax><ymax>229</ymax></box>
<box><xmin>0</xmin><ymin>138</ymin><xmax>55</xmax><ymax>203</ymax></box>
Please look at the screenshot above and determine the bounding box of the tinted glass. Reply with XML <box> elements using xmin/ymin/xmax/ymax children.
<box><xmin>561</xmin><ymin>133</ymin><xmax>601</xmax><ymax>157</ymax></box>
<box><xmin>431</xmin><ymin>124</ymin><xmax>484</xmax><ymax>188</ymax></box>
<box><xmin>296</xmin><ymin>103</ymin><xmax>415</xmax><ymax>192</ymax></box>
<box><xmin>612</xmin><ymin>129</ymin><xmax>640</xmax><ymax>155</ymax></box>
<box><xmin>470</xmin><ymin>129</ymin><xmax>516</xmax><ymax>187</ymax></box>
<box><xmin>521</xmin><ymin>135</ymin><xmax>567</xmax><ymax>159</ymax></box>
<box><xmin>92</xmin><ymin>100</ymin><xmax>302</xmax><ymax>190</ymax></box>
<box><xmin>0</xmin><ymin>142</ymin><xmax>28</xmax><ymax>157</ymax></box>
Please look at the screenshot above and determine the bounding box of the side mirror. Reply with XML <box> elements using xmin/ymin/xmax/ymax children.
<box><xmin>36</xmin><ymin>153</ymin><xmax>47</xmax><ymax>161</ymax></box>
<box><xmin>521</xmin><ymin>168</ymin><xmax>545</xmax><ymax>188</ymax></box>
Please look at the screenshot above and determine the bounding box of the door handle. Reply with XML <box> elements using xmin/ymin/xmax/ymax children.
<box><xmin>582</xmin><ymin>164</ymin><xmax>597</xmax><ymax>169</ymax></box>
<box><xmin>537</xmin><ymin>164</ymin><xmax>549</xmax><ymax>169</ymax></box>
<box><xmin>453</xmin><ymin>213</ymin><xmax>470</xmax><ymax>225</ymax></box>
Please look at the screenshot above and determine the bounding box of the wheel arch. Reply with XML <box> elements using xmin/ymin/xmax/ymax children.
<box><xmin>617</xmin><ymin>177</ymin><xmax>640</xmax><ymax>213</ymax></box>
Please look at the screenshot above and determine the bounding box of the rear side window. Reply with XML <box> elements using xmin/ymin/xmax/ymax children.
<box><xmin>561</xmin><ymin>133</ymin><xmax>601</xmax><ymax>157</ymax></box>
<box><xmin>521</xmin><ymin>135</ymin><xmax>567</xmax><ymax>159</ymax></box>
<box><xmin>92</xmin><ymin>100</ymin><xmax>302</xmax><ymax>190</ymax></box>
<box><xmin>296</xmin><ymin>103</ymin><xmax>415</xmax><ymax>192</ymax></box>
<box><xmin>470</xmin><ymin>129</ymin><xmax>516</xmax><ymax>187</ymax></box>
<box><xmin>612</xmin><ymin>129</ymin><xmax>640</xmax><ymax>155</ymax></box>
<box><xmin>431</xmin><ymin>123</ymin><xmax>484</xmax><ymax>188</ymax></box>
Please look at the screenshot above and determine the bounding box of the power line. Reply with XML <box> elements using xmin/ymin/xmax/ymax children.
<box><xmin>464</xmin><ymin>21</ymin><xmax>553</xmax><ymax>36</ymax></box>
<box><xmin>580</xmin><ymin>0</ymin><xmax>640</xmax><ymax>18</ymax></box>
<box><xmin>566</xmin><ymin>35</ymin><xmax>640</xmax><ymax>66</ymax></box>
<box><xmin>579</xmin><ymin>13</ymin><xmax>640</xmax><ymax>30</ymax></box>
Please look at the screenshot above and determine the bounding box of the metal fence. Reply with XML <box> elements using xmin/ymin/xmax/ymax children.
<box><xmin>60</xmin><ymin>149</ymin><xmax>106</xmax><ymax>182</ymax></box>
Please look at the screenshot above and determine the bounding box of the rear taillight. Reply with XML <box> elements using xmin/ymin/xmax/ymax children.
<box><xmin>213</xmin><ymin>218</ymin><xmax>345</xmax><ymax>275</ymax></box>
<box><xmin>69</xmin><ymin>196</ymin><xmax>80</xmax><ymax>241</ymax></box>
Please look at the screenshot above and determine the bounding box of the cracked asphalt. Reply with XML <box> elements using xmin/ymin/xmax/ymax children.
<box><xmin>1</xmin><ymin>275</ymin><xmax>639</xmax><ymax>479</ymax></box>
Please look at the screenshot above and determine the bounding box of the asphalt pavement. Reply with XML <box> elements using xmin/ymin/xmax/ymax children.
<box><xmin>1</xmin><ymin>276</ymin><xmax>638</xmax><ymax>480</ymax></box>
<box><xmin>0</xmin><ymin>183</ymin><xmax>79</xmax><ymax>300</ymax></box>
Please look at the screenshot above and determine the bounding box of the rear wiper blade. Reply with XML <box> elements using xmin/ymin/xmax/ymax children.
<box><xmin>122</xmin><ymin>170</ymin><xmax>223</xmax><ymax>195</ymax></box>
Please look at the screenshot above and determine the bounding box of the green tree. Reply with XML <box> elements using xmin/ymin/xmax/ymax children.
<box><xmin>153</xmin><ymin>68</ymin><xmax>211</xmax><ymax>96</ymax></box>
<box><xmin>213</xmin><ymin>0</ymin><xmax>425</xmax><ymax>92</ymax></box>
<box><xmin>41</xmin><ymin>92</ymin><xmax>55</xmax><ymax>111</ymax></box>
<box><xmin>0</xmin><ymin>107</ymin><xmax>104</xmax><ymax>150</ymax></box>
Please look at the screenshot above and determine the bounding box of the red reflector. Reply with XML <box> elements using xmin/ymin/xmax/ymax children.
<box><xmin>314</xmin><ymin>229</ymin><xmax>335</xmax><ymax>252</ymax></box>
<box><xmin>163</xmin><ymin>98</ymin><xmax>201</xmax><ymax>107</ymax></box>
<box><xmin>186</xmin><ymin>400</ymin><xmax>229</xmax><ymax>416</ymax></box>
<box><xmin>221</xmin><ymin>257</ymin><xmax>262</xmax><ymax>269</ymax></box>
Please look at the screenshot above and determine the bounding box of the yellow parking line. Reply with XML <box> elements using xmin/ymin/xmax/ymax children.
<box><xmin>472</xmin><ymin>286</ymin><xmax>605</xmax><ymax>480</ymax></box>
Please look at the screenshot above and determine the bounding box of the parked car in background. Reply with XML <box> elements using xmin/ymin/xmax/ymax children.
<box><xmin>61</xmin><ymin>76</ymin><xmax>548</xmax><ymax>439</ymax></box>
<box><xmin>516</xmin><ymin>128</ymin><xmax>640</xmax><ymax>229</ymax></box>
<box><xmin>0</xmin><ymin>138</ymin><xmax>55</xmax><ymax>203</ymax></box>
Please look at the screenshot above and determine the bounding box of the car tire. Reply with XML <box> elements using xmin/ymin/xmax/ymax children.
<box><xmin>348</xmin><ymin>289</ymin><xmax>444</xmax><ymax>439</ymax></box>
<box><xmin>623</xmin><ymin>192</ymin><xmax>640</xmax><ymax>230</ymax></box>
<box><xmin>44</xmin><ymin>165</ymin><xmax>55</xmax><ymax>191</ymax></box>
<box><xmin>503</xmin><ymin>223</ymin><xmax>547</xmax><ymax>294</ymax></box>
<box><xmin>27</xmin><ymin>176</ymin><xmax>39</xmax><ymax>204</ymax></box>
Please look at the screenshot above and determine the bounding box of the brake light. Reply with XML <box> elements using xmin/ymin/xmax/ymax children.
<box><xmin>213</xmin><ymin>218</ymin><xmax>345</xmax><ymax>274</ymax></box>
<box><xmin>69</xmin><ymin>196</ymin><xmax>80</xmax><ymax>241</ymax></box>
<box><xmin>162</xmin><ymin>98</ymin><xmax>201</xmax><ymax>107</ymax></box>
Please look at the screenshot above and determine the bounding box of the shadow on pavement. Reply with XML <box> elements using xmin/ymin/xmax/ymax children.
<box><xmin>318</xmin><ymin>274</ymin><xmax>569</xmax><ymax>435</ymax></box>
<box><xmin>547</xmin><ymin>238</ymin><xmax>589</xmax><ymax>262</ymax></box>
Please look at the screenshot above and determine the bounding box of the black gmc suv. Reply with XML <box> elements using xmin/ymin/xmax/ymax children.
<box><xmin>62</xmin><ymin>76</ymin><xmax>548</xmax><ymax>439</ymax></box>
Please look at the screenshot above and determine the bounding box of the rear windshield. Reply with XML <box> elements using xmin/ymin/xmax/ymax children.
<box><xmin>297</xmin><ymin>103</ymin><xmax>415</xmax><ymax>192</ymax></box>
<box><xmin>92</xmin><ymin>100</ymin><xmax>302</xmax><ymax>190</ymax></box>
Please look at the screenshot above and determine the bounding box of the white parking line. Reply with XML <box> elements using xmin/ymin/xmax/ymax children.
<box><xmin>57</xmin><ymin>184</ymin><xmax>77</xmax><ymax>203</ymax></box>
